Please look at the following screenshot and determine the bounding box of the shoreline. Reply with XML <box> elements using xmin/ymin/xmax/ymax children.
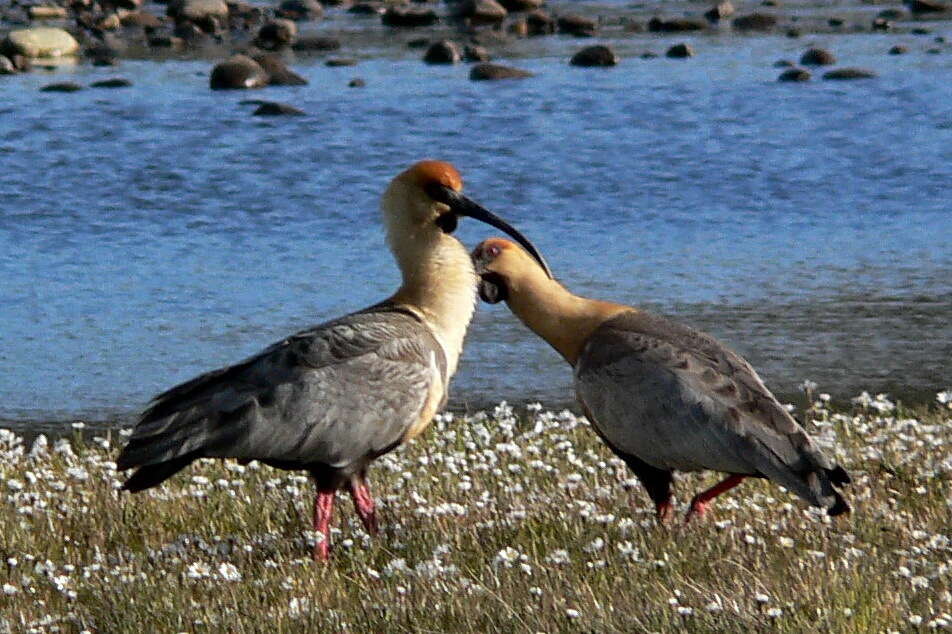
<box><xmin>2</xmin><ymin>384</ymin><xmax>948</xmax><ymax>439</ymax></box>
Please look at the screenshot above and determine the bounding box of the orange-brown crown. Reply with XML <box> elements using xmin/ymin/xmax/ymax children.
<box><xmin>472</xmin><ymin>237</ymin><xmax>517</xmax><ymax>261</ymax></box>
<box><xmin>406</xmin><ymin>160</ymin><xmax>463</xmax><ymax>193</ymax></box>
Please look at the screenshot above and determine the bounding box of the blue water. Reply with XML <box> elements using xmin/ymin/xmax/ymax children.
<box><xmin>2</xmin><ymin>34</ymin><xmax>951</xmax><ymax>425</ymax></box>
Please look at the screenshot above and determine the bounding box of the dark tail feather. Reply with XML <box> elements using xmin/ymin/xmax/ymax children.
<box><xmin>824</xmin><ymin>464</ymin><xmax>851</xmax><ymax>516</ymax></box>
<box><xmin>122</xmin><ymin>455</ymin><xmax>197</xmax><ymax>492</ymax></box>
<box><xmin>827</xmin><ymin>490</ymin><xmax>850</xmax><ymax>516</ymax></box>
<box><xmin>828</xmin><ymin>464</ymin><xmax>851</xmax><ymax>486</ymax></box>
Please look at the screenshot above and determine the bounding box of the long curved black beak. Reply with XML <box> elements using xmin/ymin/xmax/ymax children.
<box><xmin>427</xmin><ymin>184</ymin><xmax>553</xmax><ymax>279</ymax></box>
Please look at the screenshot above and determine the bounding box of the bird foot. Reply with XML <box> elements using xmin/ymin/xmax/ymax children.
<box><xmin>684</xmin><ymin>499</ymin><xmax>708</xmax><ymax>524</ymax></box>
<box><xmin>349</xmin><ymin>478</ymin><xmax>379</xmax><ymax>536</ymax></box>
<box><xmin>313</xmin><ymin>537</ymin><xmax>330</xmax><ymax>562</ymax></box>
<box><xmin>655</xmin><ymin>499</ymin><xmax>674</xmax><ymax>524</ymax></box>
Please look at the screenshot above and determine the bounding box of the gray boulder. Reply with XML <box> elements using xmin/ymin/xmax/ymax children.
<box><xmin>1</xmin><ymin>27</ymin><xmax>80</xmax><ymax>58</ymax></box>
<box><xmin>822</xmin><ymin>67</ymin><xmax>877</xmax><ymax>80</ymax></box>
<box><xmin>209</xmin><ymin>54</ymin><xmax>269</xmax><ymax>89</ymax></box>
<box><xmin>423</xmin><ymin>40</ymin><xmax>462</xmax><ymax>64</ymax></box>
<box><xmin>800</xmin><ymin>48</ymin><xmax>836</xmax><ymax>65</ymax></box>
<box><xmin>570</xmin><ymin>45</ymin><xmax>618</xmax><ymax>67</ymax></box>
<box><xmin>470</xmin><ymin>62</ymin><xmax>532</xmax><ymax>80</ymax></box>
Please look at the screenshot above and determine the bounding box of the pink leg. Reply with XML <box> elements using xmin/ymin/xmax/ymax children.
<box><xmin>655</xmin><ymin>497</ymin><xmax>674</xmax><ymax>523</ymax></box>
<box><xmin>348</xmin><ymin>477</ymin><xmax>378</xmax><ymax>536</ymax></box>
<box><xmin>312</xmin><ymin>489</ymin><xmax>335</xmax><ymax>561</ymax></box>
<box><xmin>685</xmin><ymin>474</ymin><xmax>747</xmax><ymax>523</ymax></box>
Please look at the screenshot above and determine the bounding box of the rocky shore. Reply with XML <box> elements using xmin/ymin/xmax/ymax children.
<box><xmin>1</xmin><ymin>0</ymin><xmax>950</xmax><ymax>94</ymax></box>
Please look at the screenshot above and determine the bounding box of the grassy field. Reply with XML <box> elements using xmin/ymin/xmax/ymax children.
<box><xmin>1</xmin><ymin>391</ymin><xmax>950</xmax><ymax>633</ymax></box>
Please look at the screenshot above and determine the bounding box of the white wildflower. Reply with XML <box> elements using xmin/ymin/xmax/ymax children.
<box><xmin>545</xmin><ymin>549</ymin><xmax>570</xmax><ymax>565</ymax></box>
<box><xmin>565</xmin><ymin>609</ymin><xmax>581</xmax><ymax>619</ymax></box>
<box><xmin>493</xmin><ymin>547</ymin><xmax>520</xmax><ymax>568</ymax></box>
<box><xmin>583</xmin><ymin>538</ymin><xmax>604</xmax><ymax>553</ymax></box>
<box><xmin>2</xmin><ymin>583</ymin><xmax>17</xmax><ymax>595</ymax></box>
<box><xmin>218</xmin><ymin>563</ymin><xmax>241</xmax><ymax>582</ymax></box>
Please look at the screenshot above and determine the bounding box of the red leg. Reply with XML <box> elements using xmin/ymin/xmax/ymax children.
<box><xmin>655</xmin><ymin>497</ymin><xmax>674</xmax><ymax>523</ymax></box>
<box><xmin>312</xmin><ymin>489</ymin><xmax>335</xmax><ymax>561</ymax></box>
<box><xmin>685</xmin><ymin>474</ymin><xmax>747</xmax><ymax>523</ymax></box>
<box><xmin>348</xmin><ymin>476</ymin><xmax>378</xmax><ymax>536</ymax></box>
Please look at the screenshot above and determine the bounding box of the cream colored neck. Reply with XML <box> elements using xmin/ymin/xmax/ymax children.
<box><xmin>505</xmin><ymin>275</ymin><xmax>630</xmax><ymax>366</ymax></box>
<box><xmin>389</xmin><ymin>230</ymin><xmax>476</xmax><ymax>377</ymax></box>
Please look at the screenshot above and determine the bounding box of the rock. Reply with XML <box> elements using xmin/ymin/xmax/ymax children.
<box><xmin>499</xmin><ymin>0</ymin><xmax>542</xmax><ymax>11</ymax></box>
<box><xmin>90</xmin><ymin>78</ymin><xmax>132</xmax><ymax>88</ymax></box>
<box><xmin>40</xmin><ymin>81</ymin><xmax>83</xmax><ymax>92</ymax></box>
<box><xmin>381</xmin><ymin>6</ymin><xmax>438</xmax><ymax>27</ymax></box>
<box><xmin>463</xmin><ymin>44</ymin><xmax>491</xmax><ymax>61</ymax></box>
<box><xmin>908</xmin><ymin>0</ymin><xmax>948</xmax><ymax>13</ymax></box>
<box><xmin>166</xmin><ymin>0</ymin><xmax>228</xmax><ymax>21</ymax></box>
<box><xmin>253</xmin><ymin>53</ymin><xmax>308</xmax><ymax>85</ymax></box>
<box><xmin>525</xmin><ymin>10</ymin><xmax>555</xmax><ymax>35</ymax></box>
<box><xmin>828</xmin><ymin>17</ymin><xmax>844</xmax><ymax>27</ymax></box>
<box><xmin>557</xmin><ymin>14</ymin><xmax>596</xmax><ymax>36</ymax></box>
<box><xmin>29</xmin><ymin>6</ymin><xmax>68</xmax><ymax>19</ymax></box>
<box><xmin>148</xmin><ymin>34</ymin><xmax>185</xmax><ymax>48</ymax></box>
<box><xmin>911</xmin><ymin>27</ymin><xmax>931</xmax><ymax>34</ymax></box>
<box><xmin>423</xmin><ymin>40</ymin><xmax>461</xmax><ymax>64</ymax></box>
<box><xmin>926</xmin><ymin>47</ymin><xmax>941</xmax><ymax>53</ymax></box>
<box><xmin>326</xmin><ymin>57</ymin><xmax>357</xmax><ymax>66</ymax></box>
<box><xmin>348</xmin><ymin>2</ymin><xmax>384</xmax><ymax>14</ymax></box>
<box><xmin>822</xmin><ymin>67</ymin><xmax>876</xmax><ymax>80</ymax></box>
<box><xmin>469</xmin><ymin>62</ymin><xmax>532</xmax><ymax>80</ymax></box>
<box><xmin>291</xmin><ymin>36</ymin><xmax>341</xmax><ymax>51</ymax></box>
<box><xmin>253</xmin><ymin>101</ymin><xmax>305</xmax><ymax>116</ymax></box>
<box><xmin>773</xmin><ymin>59</ymin><xmax>794</xmax><ymax>67</ymax></box>
<box><xmin>255</xmin><ymin>19</ymin><xmax>297</xmax><ymax>49</ymax></box>
<box><xmin>209</xmin><ymin>54</ymin><xmax>268</xmax><ymax>89</ymax></box>
<box><xmin>348</xmin><ymin>77</ymin><xmax>365</xmax><ymax>87</ymax></box>
<box><xmin>877</xmin><ymin>8</ymin><xmax>908</xmax><ymax>19</ymax></box>
<box><xmin>647</xmin><ymin>17</ymin><xmax>705</xmax><ymax>32</ymax></box>
<box><xmin>777</xmin><ymin>67</ymin><xmax>810</xmax><ymax>81</ymax></box>
<box><xmin>732</xmin><ymin>13</ymin><xmax>777</xmax><ymax>30</ymax></box>
<box><xmin>872</xmin><ymin>17</ymin><xmax>892</xmax><ymax>30</ymax></box>
<box><xmin>174</xmin><ymin>20</ymin><xmax>215</xmax><ymax>41</ymax></box>
<box><xmin>704</xmin><ymin>1</ymin><xmax>734</xmax><ymax>21</ymax></box>
<box><xmin>888</xmin><ymin>44</ymin><xmax>908</xmax><ymax>54</ymax></box>
<box><xmin>0</xmin><ymin>56</ymin><xmax>17</xmax><ymax>74</ymax></box>
<box><xmin>569</xmin><ymin>44</ymin><xmax>618</xmax><ymax>67</ymax></box>
<box><xmin>455</xmin><ymin>0</ymin><xmax>507</xmax><ymax>25</ymax></box>
<box><xmin>10</xmin><ymin>55</ymin><xmax>31</xmax><ymax>72</ymax></box>
<box><xmin>120</xmin><ymin>12</ymin><xmax>164</xmax><ymax>28</ymax></box>
<box><xmin>104</xmin><ymin>14</ymin><xmax>128</xmax><ymax>30</ymax></box>
<box><xmin>800</xmin><ymin>47</ymin><xmax>835</xmax><ymax>65</ymax></box>
<box><xmin>666</xmin><ymin>43</ymin><xmax>694</xmax><ymax>58</ymax></box>
<box><xmin>786</xmin><ymin>28</ymin><xmax>801</xmax><ymax>37</ymax></box>
<box><xmin>276</xmin><ymin>0</ymin><xmax>323</xmax><ymax>20</ymax></box>
<box><xmin>1</xmin><ymin>27</ymin><xmax>79</xmax><ymax>58</ymax></box>
<box><xmin>640</xmin><ymin>51</ymin><xmax>658</xmax><ymax>59</ymax></box>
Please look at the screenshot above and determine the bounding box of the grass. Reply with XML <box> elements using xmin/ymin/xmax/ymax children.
<box><xmin>1</xmin><ymin>392</ymin><xmax>950</xmax><ymax>633</ymax></box>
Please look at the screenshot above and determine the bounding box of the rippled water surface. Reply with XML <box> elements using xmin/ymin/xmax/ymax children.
<box><xmin>2</xmin><ymin>36</ymin><xmax>951</xmax><ymax>427</ymax></box>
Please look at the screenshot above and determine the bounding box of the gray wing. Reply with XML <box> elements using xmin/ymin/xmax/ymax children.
<box><xmin>575</xmin><ymin>310</ymin><xmax>848</xmax><ymax>510</ymax></box>
<box><xmin>117</xmin><ymin>305</ymin><xmax>447</xmax><ymax>479</ymax></box>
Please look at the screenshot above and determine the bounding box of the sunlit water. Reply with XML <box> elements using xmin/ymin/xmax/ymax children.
<box><xmin>2</xmin><ymin>32</ymin><xmax>951</xmax><ymax>429</ymax></box>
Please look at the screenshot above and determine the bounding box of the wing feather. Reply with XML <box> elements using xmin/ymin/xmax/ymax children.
<box><xmin>117</xmin><ymin>306</ymin><xmax>448</xmax><ymax>477</ymax></box>
<box><xmin>576</xmin><ymin>310</ymin><xmax>847</xmax><ymax>510</ymax></box>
